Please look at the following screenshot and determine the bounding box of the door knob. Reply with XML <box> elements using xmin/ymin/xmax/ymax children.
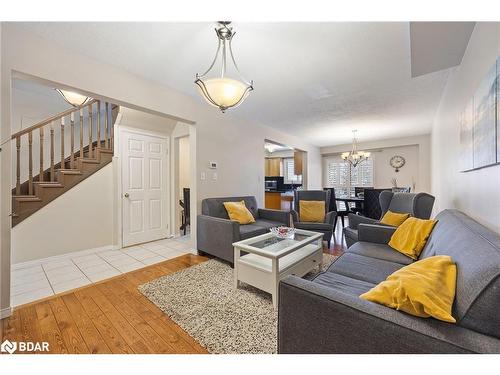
<box><xmin>124</xmin><ymin>192</ymin><xmax>130</xmax><ymax>198</ymax></box>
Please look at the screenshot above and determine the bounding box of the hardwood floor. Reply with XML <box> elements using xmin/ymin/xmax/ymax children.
<box><xmin>1</xmin><ymin>228</ymin><xmax>347</xmax><ymax>354</ymax></box>
<box><xmin>1</xmin><ymin>254</ymin><xmax>210</xmax><ymax>354</ymax></box>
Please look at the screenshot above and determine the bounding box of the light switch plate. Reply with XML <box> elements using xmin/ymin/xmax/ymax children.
<box><xmin>212</xmin><ymin>172</ymin><xmax>218</xmax><ymax>181</ymax></box>
<box><xmin>200</xmin><ymin>172</ymin><xmax>206</xmax><ymax>180</ymax></box>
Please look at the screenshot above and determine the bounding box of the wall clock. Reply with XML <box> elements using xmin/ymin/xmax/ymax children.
<box><xmin>390</xmin><ymin>155</ymin><xmax>405</xmax><ymax>172</ymax></box>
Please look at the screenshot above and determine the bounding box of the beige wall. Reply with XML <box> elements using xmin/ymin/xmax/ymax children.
<box><xmin>0</xmin><ymin>24</ymin><xmax>321</xmax><ymax>313</ymax></box>
<box><xmin>321</xmin><ymin>135</ymin><xmax>431</xmax><ymax>192</ymax></box>
<box><xmin>12</xmin><ymin>164</ymin><xmax>114</xmax><ymax>263</ymax></box>
<box><xmin>0</xmin><ymin>23</ymin><xmax>10</xmax><ymax>317</ymax></box>
<box><xmin>372</xmin><ymin>144</ymin><xmax>419</xmax><ymax>190</ymax></box>
<box><xmin>178</xmin><ymin>136</ymin><xmax>190</xmax><ymax>195</ymax></box>
<box><xmin>431</xmin><ymin>23</ymin><xmax>500</xmax><ymax>233</ymax></box>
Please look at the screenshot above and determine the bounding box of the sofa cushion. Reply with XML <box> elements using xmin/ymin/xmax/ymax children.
<box><xmin>389</xmin><ymin>217</ymin><xmax>438</xmax><ymax>260</ymax></box>
<box><xmin>347</xmin><ymin>242</ymin><xmax>413</xmax><ymax>265</ymax></box>
<box><xmin>293</xmin><ymin>222</ymin><xmax>332</xmax><ymax>232</ymax></box>
<box><xmin>313</xmin><ymin>272</ymin><xmax>375</xmax><ymax>296</ymax></box>
<box><xmin>202</xmin><ymin>196</ymin><xmax>259</xmax><ymax>219</ymax></box>
<box><xmin>419</xmin><ymin>210</ymin><xmax>500</xmax><ymax>338</ymax></box>
<box><xmin>360</xmin><ymin>255</ymin><xmax>457</xmax><ymax>323</ymax></box>
<box><xmin>223</xmin><ymin>200</ymin><xmax>256</xmax><ymax>224</ymax></box>
<box><xmin>252</xmin><ymin>219</ymin><xmax>282</xmax><ymax>230</ymax></box>
<box><xmin>327</xmin><ymin>253</ymin><xmax>404</xmax><ymax>284</ymax></box>
<box><xmin>238</xmin><ymin>224</ymin><xmax>268</xmax><ymax>240</ymax></box>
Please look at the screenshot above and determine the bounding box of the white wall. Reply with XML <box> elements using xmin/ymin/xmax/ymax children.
<box><xmin>12</xmin><ymin>163</ymin><xmax>114</xmax><ymax>263</ymax></box>
<box><xmin>0</xmin><ymin>24</ymin><xmax>321</xmax><ymax>313</ymax></box>
<box><xmin>431</xmin><ymin>23</ymin><xmax>500</xmax><ymax>233</ymax></box>
<box><xmin>321</xmin><ymin>135</ymin><xmax>430</xmax><ymax>192</ymax></box>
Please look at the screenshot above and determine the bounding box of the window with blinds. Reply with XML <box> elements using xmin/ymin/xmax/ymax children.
<box><xmin>326</xmin><ymin>157</ymin><xmax>373</xmax><ymax>196</ymax></box>
<box><xmin>283</xmin><ymin>158</ymin><xmax>302</xmax><ymax>184</ymax></box>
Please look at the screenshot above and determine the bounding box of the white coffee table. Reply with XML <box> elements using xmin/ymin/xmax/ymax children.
<box><xmin>233</xmin><ymin>229</ymin><xmax>323</xmax><ymax>308</ymax></box>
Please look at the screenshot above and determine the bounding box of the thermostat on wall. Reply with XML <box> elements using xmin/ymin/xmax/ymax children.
<box><xmin>209</xmin><ymin>161</ymin><xmax>218</xmax><ymax>169</ymax></box>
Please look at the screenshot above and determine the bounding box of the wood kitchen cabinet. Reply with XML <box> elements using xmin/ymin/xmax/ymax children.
<box><xmin>294</xmin><ymin>151</ymin><xmax>304</xmax><ymax>176</ymax></box>
<box><xmin>265</xmin><ymin>191</ymin><xmax>282</xmax><ymax>209</ymax></box>
<box><xmin>265</xmin><ymin>158</ymin><xmax>281</xmax><ymax>176</ymax></box>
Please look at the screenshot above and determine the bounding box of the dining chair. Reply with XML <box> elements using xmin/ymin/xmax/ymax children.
<box><xmin>323</xmin><ymin>187</ymin><xmax>349</xmax><ymax>230</ymax></box>
<box><xmin>179</xmin><ymin>187</ymin><xmax>190</xmax><ymax>235</ymax></box>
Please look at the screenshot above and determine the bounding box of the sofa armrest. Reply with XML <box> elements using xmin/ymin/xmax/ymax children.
<box><xmin>258</xmin><ymin>208</ymin><xmax>290</xmax><ymax>226</ymax></box>
<box><xmin>325</xmin><ymin>211</ymin><xmax>337</xmax><ymax>225</ymax></box>
<box><xmin>196</xmin><ymin>215</ymin><xmax>240</xmax><ymax>263</ymax></box>
<box><xmin>278</xmin><ymin>276</ymin><xmax>500</xmax><ymax>354</ymax></box>
<box><xmin>347</xmin><ymin>213</ymin><xmax>378</xmax><ymax>229</ymax></box>
<box><xmin>357</xmin><ymin>224</ymin><xmax>396</xmax><ymax>244</ymax></box>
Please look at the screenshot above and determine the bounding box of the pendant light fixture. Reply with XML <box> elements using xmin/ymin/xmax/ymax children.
<box><xmin>195</xmin><ymin>21</ymin><xmax>253</xmax><ymax>113</ymax></box>
<box><xmin>341</xmin><ymin>130</ymin><xmax>371</xmax><ymax>168</ymax></box>
<box><xmin>55</xmin><ymin>89</ymin><xmax>92</xmax><ymax>107</ymax></box>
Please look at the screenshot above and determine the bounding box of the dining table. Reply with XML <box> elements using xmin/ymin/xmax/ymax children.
<box><xmin>335</xmin><ymin>195</ymin><xmax>364</xmax><ymax>213</ymax></box>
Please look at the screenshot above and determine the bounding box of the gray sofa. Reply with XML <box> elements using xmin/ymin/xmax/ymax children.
<box><xmin>197</xmin><ymin>196</ymin><xmax>289</xmax><ymax>264</ymax></box>
<box><xmin>344</xmin><ymin>191</ymin><xmax>435</xmax><ymax>247</ymax></box>
<box><xmin>278</xmin><ymin>209</ymin><xmax>500</xmax><ymax>353</ymax></box>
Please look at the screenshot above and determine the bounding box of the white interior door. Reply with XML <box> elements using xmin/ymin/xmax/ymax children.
<box><xmin>122</xmin><ymin>130</ymin><xmax>169</xmax><ymax>247</ymax></box>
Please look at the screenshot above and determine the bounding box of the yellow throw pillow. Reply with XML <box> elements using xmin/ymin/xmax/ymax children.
<box><xmin>223</xmin><ymin>201</ymin><xmax>255</xmax><ymax>225</ymax></box>
<box><xmin>360</xmin><ymin>255</ymin><xmax>457</xmax><ymax>323</ymax></box>
<box><xmin>380</xmin><ymin>210</ymin><xmax>410</xmax><ymax>227</ymax></box>
<box><xmin>388</xmin><ymin>217</ymin><xmax>437</xmax><ymax>259</ymax></box>
<box><xmin>299</xmin><ymin>201</ymin><xmax>325</xmax><ymax>223</ymax></box>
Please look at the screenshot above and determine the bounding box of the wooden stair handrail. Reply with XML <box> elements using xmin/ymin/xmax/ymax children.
<box><xmin>11</xmin><ymin>98</ymin><xmax>98</xmax><ymax>139</ymax></box>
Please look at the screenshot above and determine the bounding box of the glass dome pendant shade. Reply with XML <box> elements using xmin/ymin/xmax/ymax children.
<box><xmin>55</xmin><ymin>89</ymin><xmax>92</xmax><ymax>107</ymax></box>
<box><xmin>195</xmin><ymin>22</ymin><xmax>253</xmax><ymax>113</ymax></box>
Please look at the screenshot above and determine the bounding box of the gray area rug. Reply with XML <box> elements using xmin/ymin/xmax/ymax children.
<box><xmin>138</xmin><ymin>253</ymin><xmax>338</xmax><ymax>354</ymax></box>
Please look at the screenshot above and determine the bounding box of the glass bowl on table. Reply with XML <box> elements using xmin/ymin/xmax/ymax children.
<box><xmin>270</xmin><ymin>226</ymin><xmax>295</xmax><ymax>239</ymax></box>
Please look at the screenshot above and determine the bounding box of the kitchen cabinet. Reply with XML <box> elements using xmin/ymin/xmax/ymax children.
<box><xmin>265</xmin><ymin>192</ymin><xmax>282</xmax><ymax>209</ymax></box>
<box><xmin>294</xmin><ymin>151</ymin><xmax>304</xmax><ymax>176</ymax></box>
<box><xmin>265</xmin><ymin>158</ymin><xmax>281</xmax><ymax>176</ymax></box>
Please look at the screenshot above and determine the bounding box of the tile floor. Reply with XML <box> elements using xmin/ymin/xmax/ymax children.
<box><xmin>11</xmin><ymin>235</ymin><xmax>194</xmax><ymax>307</ymax></box>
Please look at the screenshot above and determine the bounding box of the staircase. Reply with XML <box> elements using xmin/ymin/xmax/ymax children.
<box><xmin>11</xmin><ymin>99</ymin><xmax>119</xmax><ymax>227</ymax></box>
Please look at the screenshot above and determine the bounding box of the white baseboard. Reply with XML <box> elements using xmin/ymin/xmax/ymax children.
<box><xmin>12</xmin><ymin>244</ymin><xmax>115</xmax><ymax>270</ymax></box>
<box><xmin>0</xmin><ymin>307</ymin><xmax>12</xmax><ymax>319</ymax></box>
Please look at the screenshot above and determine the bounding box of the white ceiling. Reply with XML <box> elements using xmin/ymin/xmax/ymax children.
<box><xmin>15</xmin><ymin>22</ymin><xmax>456</xmax><ymax>146</ymax></box>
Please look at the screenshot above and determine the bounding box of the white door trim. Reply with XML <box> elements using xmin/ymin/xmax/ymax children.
<box><xmin>118</xmin><ymin>126</ymin><xmax>170</xmax><ymax>248</ymax></box>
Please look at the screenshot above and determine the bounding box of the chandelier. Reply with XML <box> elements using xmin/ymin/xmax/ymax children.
<box><xmin>55</xmin><ymin>89</ymin><xmax>92</xmax><ymax>107</ymax></box>
<box><xmin>341</xmin><ymin>130</ymin><xmax>370</xmax><ymax>168</ymax></box>
<box><xmin>195</xmin><ymin>21</ymin><xmax>253</xmax><ymax>113</ymax></box>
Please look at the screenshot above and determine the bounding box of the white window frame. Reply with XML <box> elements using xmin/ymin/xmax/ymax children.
<box><xmin>323</xmin><ymin>155</ymin><xmax>374</xmax><ymax>196</ymax></box>
<box><xmin>283</xmin><ymin>157</ymin><xmax>302</xmax><ymax>185</ymax></box>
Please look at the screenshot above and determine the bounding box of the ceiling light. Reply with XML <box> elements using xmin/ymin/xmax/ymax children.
<box><xmin>55</xmin><ymin>89</ymin><xmax>92</xmax><ymax>107</ymax></box>
<box><xmin>341</xmin><ymin>130</ymin><xmax>371</xmax><ymax>168</ymax></box>
<box><xmin>195</xmin><ymin>21</ymin><xmax>253</xmax><ymax>113</ymax></box>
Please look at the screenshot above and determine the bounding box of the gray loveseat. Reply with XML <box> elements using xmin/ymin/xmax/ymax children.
<box><xmin>197</xmin><ymin>196</ymin><xmax>289</xmax><ymax>264</ymax></box>
<box><xmin>278</xmin><ymin>209</ymin><xmax>500</xmax><ymax>353</ymax></box>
